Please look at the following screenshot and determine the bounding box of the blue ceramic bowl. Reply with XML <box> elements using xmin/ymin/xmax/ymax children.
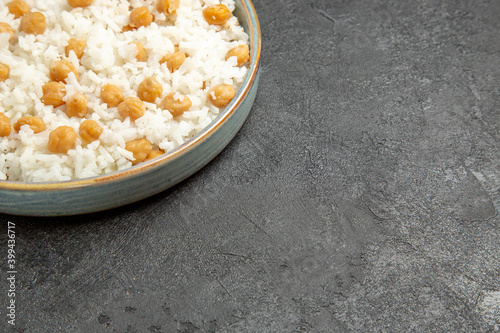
<box><xmin>0</xmin><ymin>0</ymin><xmax>261</xmax><ymax>216</ymax></box>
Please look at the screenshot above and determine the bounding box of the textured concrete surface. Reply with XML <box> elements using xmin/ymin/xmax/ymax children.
<box><xmin>1</xmin><ymin>0</ymin><xmax>500</xmax><ymax>331</ymax></box>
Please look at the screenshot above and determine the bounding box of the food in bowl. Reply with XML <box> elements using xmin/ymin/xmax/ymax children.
<box><xmin>0</xmin><ymin>0</ymin><xmax>250</xmax><ymax>182</ymax></box>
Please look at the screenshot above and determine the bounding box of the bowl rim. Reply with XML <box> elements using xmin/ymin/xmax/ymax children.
<box><xmin>0</xmin><ymin>0</ymin><xmax>261</xmax><ymax>192</ymax></box>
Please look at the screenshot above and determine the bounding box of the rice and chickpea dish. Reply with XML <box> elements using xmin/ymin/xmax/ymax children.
<box><xmin>0</xmin><ymin>0</ymin><xmax>250</xmax><ymax>182</ymax></box>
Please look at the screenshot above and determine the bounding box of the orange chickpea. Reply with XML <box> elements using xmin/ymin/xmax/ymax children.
<box><xmin>0</xmin><ymin>63</ymin><xmax>10</xmax><ymax>82</ymax></box>
<box><xmin>41</xmin><ymin>82</ymin><xmax>66</xmax><ymax>107</ymax></box>
<box><xmin>79</xmin><ymin>119</ymin><xmax>103</xmax><ymax>143</ymax></box>
<box><xmin>156</xmin><ymin>0</ymin><xmax>179</xmax><ymax>15</ymax></box>
<box><xmin>0</xmin><ymin>113</ymin><xmax>11</xmax><ymax>137</ymax></box>
<box><xmin>203</xmin><ymin>4</ymin><xmax>232</xmax><ymax>25</ymax></box>
<box><xmin>66</xmin><ymin>93</ymin><xmax>88</xmax><ymax>118</ymax></box>
<box><xmin>65</xmin><ymin>38</ymin><xmax>87</xmax><ymax>59</ymax></box>
<box><xmin>13</xmin><ymin>116</ymin><xmax>46</xmax><ymax>133</ymax></box>
<box><xmin>129</xmin><ymin>7</ymin><xmax>153</xmax><ymax>28</ymax></box>
<box><xmin>50</xmin><ymin>60</ymin><xmax>79</xmax><ymax>83</ymax></box>
<box><xmin>145</xmin><ymin>149</ymin><xmax>164</xmax><ymax>161</ymax></box>
<box><xmin>137</xmin><ymin>77</ymin><xmax>163</xmax><ymax>103</ymax></box>
<box><xmin>101</xmin><ymin>84</ymin><xmax>124</xmax><ymax>107</ymax></box>
<box><xmin>160</xmin><ymin>51</ymin><xmax>186</xmax><ymax>72</ymax></box>
<box><xmin>130</xmin><ymin>42</ymin><xmax>147</xmax><ymax>61</ymax></box>
<box><xmin>118</xmin><ymin>97</ymin><xmax>146</xmax><ymax>121</ymax></box>
<box><xmin>159</xmin><ymin>92</ymin><xmax>192</xmax><ymax>117</ymax></box>
<box><xmin>67</xmin><ymin>0</ymin><xmax>94</xmax><ymax>7</ymax></box>
<box><xmin>0</xmin><ymin>22</ymin><xmax>15</xmax><ymax>42</ymax></box>
<box><xmin>47</xmin><ymin>126</ymin><xmax>77</xmax><ymax>153</ymax></box>
<box><xmin>7</xmin><ymin>0</ymin><xmax>30</xmax><ymax>19</ymax></box>
<box><xmin>225</xmin><ymin>44</ymin><xmax>250</xmax><ymax>67</ymax></box>
<box><xmin>121</xmin><ymin>24</ymin><xmax>134</xmax><ymax>32</ymax></box>
<box><xmin>207</xmin><ymin>84</ymin><xmax>235</xmax><ymax>108</ymax></box>
<box><xmin>125</xmin><ymin>138</ymin><xmax>152</xmax><ymax>164</ymax></box>
<box><xmin>19</xmin><ymin>11</ymin><xmax>46</xmax><ymax>35</ymax></box>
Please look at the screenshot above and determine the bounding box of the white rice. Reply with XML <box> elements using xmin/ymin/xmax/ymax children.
<box><xmin>0</xmin><ymin>0</ymin><xmax>249</xmax><ymax>182</ymax></box>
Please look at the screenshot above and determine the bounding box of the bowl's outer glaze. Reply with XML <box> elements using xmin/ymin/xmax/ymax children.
<box><xmin>0</xmin><ymin>0</ymin><xmax>261</xmax><ymax>216</ymax></box>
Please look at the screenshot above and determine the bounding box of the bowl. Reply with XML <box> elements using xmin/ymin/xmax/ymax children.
<box><xmin>0</xmin><ymin>0</ymin><xmax>261</xmax><ymax>216</ymax></box>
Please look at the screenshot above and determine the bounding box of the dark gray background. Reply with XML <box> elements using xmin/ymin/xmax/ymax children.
<box><xmin>2</xmin><ymin>0</ymin><xmax>500</xmax><ymax>331</ymax></box>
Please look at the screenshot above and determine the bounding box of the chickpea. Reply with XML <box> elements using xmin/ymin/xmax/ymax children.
<box><xmin>203</xmin><ymin>4</ymin><xmax>232</xmax><ymax>25</ymax></box>
<box><xmin>65</xmin><ymin>38</ymin><xmax>87</xmax><ymax>59</ymax></box>
<box><xmin>0</xmin><ymin>113</ymin><xmax>11</xmax><ymax>137</ymax></box>
<box><xmin>0</xmin><ymin>63</ymin><xmax>10</xmax><ymax>82</ymax></box>
<box><xmin>19</xmin><ymin>11</ymin><xmax>46</xmax><ymax>36</ymax></box>
<box><xmin>129</xmin><ymin>7</ymin><xmax>153</xmax><ymax>29</ymax></box>
<box><xmin>66</xmin><ymin>93</ymin><xmax>88</xmax><ymax>118</ymax></box>
<box><xmin>101</xmin><ymin>84</ymin><xmax>124</xmax><ymax>107</ymax></box>
<box><xmin>67</xmin><ymin>0</ymin><xmax>94</xmax><ymax>7</ymax></box>
<box><xmin>137</xmin><ymin>77</ymin><xmax>163</xmax><ymax>103</ymax></box>
<box><xmin>160</xmin><ymin>51</ymin><xmax>186</xmax><ymax>72</ymax></box>
<box><xmin>145</xmin><ymin>149</ymin><xmax>164</xmax><ymax>161</ymax></box>
<box><xmin>125</xmin><ymin>139</ymin><xmax>152</xmax><ymax>164</ymax></box>
<box><xmin>207</xmin><ymin>84</ymin><xmax>235</xmax><ymax>108</ymax></box>
<box><xmin>159</xmin><ymin>92</ymin><xmax>192</xmax><ymax>117</ymax></box>
<box><xmin>131</xmin><ymin>42</ymin><xmax>147</xmax><ymax>62</ymax></box>
<box><xmin>156</xmin><ymin>0</ymin><xmax>179</xmax><ymax>15</ymax></box>
<box><xmin>121</xmin><ymin>24</ymin><xmax>133</xmax><ymax>33</ymax></box>
<box><xmin>225</xmin><ymin>44</ymin><xmax>250</xmax><ymax>67</ymax></box>
<box><xmin>41</xmin><ymin>82</ymin><xmax>66</xmax><ymax>107</ymax></box>
<box><xmin>0</xmin><ymin>22</ymin><xmax>15</xmax><ymax>42</ymax></box>
<box><xmin>118</xmin><ymin>97</ymin><xmax>146</xmax><ymax>121</ymax></box>
<box><xmin>79</xmin><ymin>119</ymin><xmax>103</xmax><ymax>143</ymax></box>
<box><xmin>13</xmin><ymin>116</ymin><xmax>46</xmax><ymax>133</ymax></box>
<box><xmin>7</xmin><ymin>0</ymin><xmax>30</xmax><ymax>19</ymax></box>
<box><xmin>50</xmin><ymin>60</ymin><xmax>79</xmax><ymax>83</ymax></box>
<box><xmin>47</xmin><ymin>126</ymin><xmax>77</xmax><ymax>153</ymax></box>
